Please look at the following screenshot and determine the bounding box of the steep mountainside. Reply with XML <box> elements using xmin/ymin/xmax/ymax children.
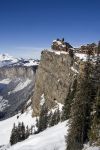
<box><xmin>31</xmin><ymin>44</ymin><xmax>100</xmax><ymax>149</ymax></box>
<box><xmin>32</xmin><ymin>50</ymin><xmax>79</xmax><ymax>116</ymax></box>
<box><xmin>0</xmin><ymin>54</ymin><xmax>39</xmax><ymax>120</ymax></box>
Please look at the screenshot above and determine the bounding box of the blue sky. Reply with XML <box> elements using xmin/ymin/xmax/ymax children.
<box><xmin>0</xmin><ymin>0</ymin><xmax>100</xmax><ymax>59</ymax></box>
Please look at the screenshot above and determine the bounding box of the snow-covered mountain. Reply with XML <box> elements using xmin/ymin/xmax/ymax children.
<box><xmin>0</xmin><ymin>49</ymin><xmax>99</xmax><ymax>150</ymax></box>
<box><xmin>0</xmin><ymin>53</ymin><xmax>39</xmax><ymax>67</ymax></box>
<box><xmin>0</xmin><ymin>53</ymin><xmax>39</xmax><ymax>120</ymax></box>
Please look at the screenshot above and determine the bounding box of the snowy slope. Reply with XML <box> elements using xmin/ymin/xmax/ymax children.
<box><xmin>7</xmin><ymin>121</ymin><xmax>68</xmax><ymax>150</ymax></box>
<box><xmin>0</xmin><ymin>105</ymin><xmax>68</xmax><ymax>150</ymax></box>
<box><xmin>85</xmin><ymin>147</ymin><xmax>100</xmax><ymax>150</ymax></box>
<box><xmin>75</xmin><ymin>53</ymin><xmax>87</xmax><ymax>61</ymax></box>
<box><xmin>0</xmin><ymin>110</ymin><xmax>99</xmax><ymax>150</ymax></box>
<box><xmin>0</xmin><ymin>79</ymin><xmax>11</xmax><ymax>84</ymax></box>
<box><xmin>0</xmin><ymin>107</ymin><xmax>36</xmax><ymax>146</ymax></box>
<box><xmin>0</xmin><ymin>77</ymin><xmax>34</xmax><ymax>120</ymax></box>
<box><xmin>8</xmin><ymin>78</ymin><xmax>31</xmax><ymax>94</ymax></box>
<box><xmin>83</xmin><ymin>145</ymin><xmax>100</xmax><ymax>150</ymax></box>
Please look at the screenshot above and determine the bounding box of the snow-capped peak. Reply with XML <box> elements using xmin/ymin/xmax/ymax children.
<box><xmin>0</xmin><ymin>53</ymin><xmax>39</xmax><ymax>67</ymax></box>
<box><xmin>0</xmin><ymin>53</ymin><xmax>18</xmax><ymax>62</ymax></box>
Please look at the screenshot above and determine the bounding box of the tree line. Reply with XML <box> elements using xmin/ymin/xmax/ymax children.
<box><xmin>10</xmin><ymin>122</ymin><xmax>33</xmax><ymax>145</ymax></box>
<box><xmin>66</xmin><ymin>41</ymin><xmax>100</xmax><ymax>150</ymax></box>
<box><xmin>35</xmin><ymin>103</ymin><xmax>61</xmax><ymax>133</ymax></box>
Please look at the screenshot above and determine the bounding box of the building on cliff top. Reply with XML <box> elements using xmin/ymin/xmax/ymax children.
<box><xmin>51</xmin><ymin>38</ymin><xmax>73</xmax><ymax>52</ymax></box>
<box><xmin>75</xmin><ymin>43</ymin><xmax>98</xmax><ymax>55</ymax></box>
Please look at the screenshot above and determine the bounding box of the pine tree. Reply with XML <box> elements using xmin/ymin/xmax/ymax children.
<box><xmin>10</xmin><ymin>122</ymin><xmax>31</xmax><ymax>145</ymax></box>
<box><xmin>61</xmin><ymin>79</ymin><xmax>77</xmax><ymax>121</ymax></box>
<box><xmin>89</xmin><ymin>88</ymin><xmax>100</xmax><ymax>145</ymax></box>
<box><xmin>36</xmin><ymin>117</ymin><xmax>39</xmax><ymax>129</ymax></box>
<box><xmin>10</xmin><ymin>123</ymin><xmax>18</xmax><ymax>145</ymax></box>
<box><xmin>66</xmin><ymin>55</ymin><xmax>94</xmax><ymax>150</ymax></box>
<box><xmin>49</xmin><ymin>111</ymin><xmax>57</xmax><ymax>126</ymax></box>
<box><xmin>30</xmin><ymin>125</ymin><xmax>34</xmax><ymax>134</ymax></box>
<box><xmin>48</xmin><ymin>111</ymin><xmax>53</xmax><ymax>127</ymax></box>
<box><xmin>38</xmin><ymin>103</ymin><xmax>48</xmax><ymax>132</ymax></box>
<box><xmin>16</xmin><ymin>122</ymin><xmax>26</xmax><ymax>142</ymax></box>
<box><xmin>49</xmin><ymin>108</ymin><xmax>60</xmax><ymax>127</ymax></box>
<box><xmin>56</xmin><ymin>108</ymin><xmax>60</xmax><ymax>124</ymax></box>
<box><xmin>69</xmin><ymin>49</ymin><xmax>74</xmax><ymax>58</ymax></box>
<box><xmin>17</xmin><ymin>122</ymin><xmax>22</xmax><ymax>142</ymax></box>
<box><xmin>21</xmin><ymin>122</ymin><xmax>26</xmax><ymax>141</ymax></box>
<box><xmin>89</xmin><ymin>41</ymin><xmax>100</xmax><ymax>146</ymax></box>
<box><xmin>26</xmin><ymin>125</ymin><xmax>30</xmax><ymax>138</ymax></box>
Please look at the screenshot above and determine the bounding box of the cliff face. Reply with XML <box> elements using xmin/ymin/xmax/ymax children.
<box><xmin>32</xmin><ymin>50</ymin><xmax>78</xmax><ymax>116</ymax></box>
<box><xmin>0</xmin><ymin>66</ymin><xmax>38</xmax><ymax>120</ymax></box>
<box><xmin>0</xmin><ymin>66</ymin><xmax>37</xmax><ymax>79</ymax></box>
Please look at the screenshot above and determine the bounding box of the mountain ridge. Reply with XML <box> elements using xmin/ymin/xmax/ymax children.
<box><xmin>0</xmin><ymin>53</ymin><xmax>39</xmax><ymax>67</ymax></box>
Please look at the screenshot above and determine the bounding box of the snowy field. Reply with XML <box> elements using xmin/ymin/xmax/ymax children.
<box><xmin>0</xmin><ymin>109</ymin><xmax>99</xmax><ymax>150</ymax></box>
<box><xmin>7</xmin><ymin>121</ymin><xmax>68</xmax><ymax>150</ymax></box>
<box><xmin>0</xmin><ymin>103</ymin><xmax>68</xmax><ymax>150</ymax></box>
<box><xmin>0</xmin><ymin>107</ymin><xmax>36</xmax><ymax>146</ymax></box>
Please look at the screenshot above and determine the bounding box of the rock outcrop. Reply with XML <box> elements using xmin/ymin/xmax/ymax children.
<box><xmin>32</xmin><ymin>50</ymin><xmax>79</xmax><ymax>116</ymax></box>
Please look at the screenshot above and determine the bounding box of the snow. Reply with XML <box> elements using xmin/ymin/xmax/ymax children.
<box><xmin>55</xmin><ymin>101</ymin><xmax>63</xmax><ymax>111</ymax></box>
<box><xmin>0</xmin><ymin>78</ymin><xmax>11</xmax><ymax>84</ymax></box>
<box><xmin>0</xmin><ymin>96</ymin><xmax>9</xmax><ymax>111</ymax></box>
<box><xmin>71</xmin><ymin>66</ymin><xmax>79</xmax><ymax>74</ymax></box>
<box><xmin>26</xmin><ymin>98</ymin><xmax>32</xmax><ymax>105</ymax></box>
<box><xmin>0</xmin><ymin>54</ymin><xmax>18</xmax><ymax>63</ymax></box>
<box><xmin>53</xmin><ymin>40</ymin><xmax>57</xmax><ymax>42</ymax></box>
<box><xmin>49</xmin><ymin>49</ymin><xmax>68</xmax><ymax>55</ymax></box>
<box><xmin>40</xmin><ymin>94</ymin><xmax>45</xmax><ymax>106</ymax></box>
<box><xmin>24</xmin><ymin>60</ymin><xmax>39</xmax><ymax>66</ymax></box>
<box><xmin>0</xmin><ymin>54</ymin><xmax>18</xmax><ymax>67</ymax></box>
<box><xmin>62</xmin><ymin>44</ymin><xmax>66</xmax><ymax>48</ymax></box>
<box><xmin>75</xmin><ymin>53</ymin><xmax>87</xmax><ymax>61</ymax></box>
<box><xmin>56</xmin><ymin>41</ymin><xmax>62</xmax><ymax>45</ymax></box>
<box><xmin>52</xmin><ymin>40</ymin><xmax>62</xmax><ymax>45</ymax></box>
<box><xmin>85</xmin><ymin>147</ymin><xmax>100</xmax><ymax>150</ymax></box>
<box><xmin>8</xmin><ymin>79</ymin><xmax>31</xmax><ymax>94</ymax></box>
<box><xmin>83</xmin><ymin>144</ymin><xmax>100</xmax><ymax>150</ymax></box>
<box><xmin>0</xmin><ymin>53</ymin><xmax>39</xmax><ymax>67</ymax></box>
<box><xmin>75</xmin><ymin>53</ymin><xmax>99</xmax><ymax>63</ymax></box>
<box><xmin>0</xmin><ymin>108</ymin><xmax>36</xmax><ymax>146</ymax></box>
<box><xmin>7</xmin><ymin>121</ymin><xmax>68</xmax><ymax>150</ymax></box>
<box><xmin>49</xmin><ymin>101</ymin><xmax>63</xmax><ymax>114</ymax></box>
<box><xmin>0</xmin><ymin>108</ymin><xmax>99</xmax><ymax>150</ymax></box>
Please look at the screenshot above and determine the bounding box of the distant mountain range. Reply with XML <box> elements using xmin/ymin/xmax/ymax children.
<box><xmin>0</xmin><ymin>53</ymin><xmax>39</xmax><ymax>67</ymax></box>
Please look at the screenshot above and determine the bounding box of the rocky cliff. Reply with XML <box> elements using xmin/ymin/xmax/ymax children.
<box><xmin>0</xmin><ymin>66</ymin><xmax>37</xmax><ymax>79</ymax></box>
<box><xmin>32</xmin><ymin>50</ymin><xmax>79</xmax><ymax>116</ymax></box>
<box><xmin>0</xmin><ymin>65</ymin><xmax>38</xmax><ymax>120</ymax></box>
